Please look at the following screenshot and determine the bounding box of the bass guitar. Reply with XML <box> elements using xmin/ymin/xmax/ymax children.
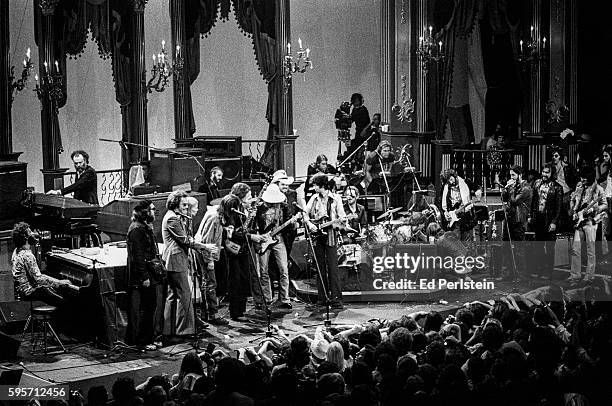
<box><xmin>310</xmin><ymin>214</ymin><xmax>358</xmax><ymax>238</ymax></box>
<box><xmin>256</xmin><ymin>214</ymin><xmax>302</xmax><ymax>254</ymax></box>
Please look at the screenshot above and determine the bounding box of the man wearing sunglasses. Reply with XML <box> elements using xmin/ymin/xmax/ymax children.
<box><xmin>551</xmin><ymin>148</ymin><xmax>577</xmax><ymax>230</ymax></box>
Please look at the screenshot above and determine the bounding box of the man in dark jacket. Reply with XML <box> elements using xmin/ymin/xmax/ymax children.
<box><xmin>501</xmin><ymin>165</ymin><xmax>532</xmax><ymax>280</ymax></box>
<box><xmin>126</xmin><ymin>199</ymin><xmax>163</xmax><ymax>349</ymax></box>
<box><xmin>530</xmin><ymin>164</ymin><xmax>563</xmax><ymax>279</ymax></box>
<box><xmin>49</xmin><ymin>150</ymin><xmax>98</xmax><ymax>205</ymax></box>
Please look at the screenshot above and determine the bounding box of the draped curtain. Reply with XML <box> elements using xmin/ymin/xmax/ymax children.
<box><xmin>186</xmin><ymin>0</ymin><xmax>280</xmax><ymax>147</ymax></box>
<box><xmin>34</xmin><ymin>0</ymin><xmax>133</xmax><ymax>156</ymax></box>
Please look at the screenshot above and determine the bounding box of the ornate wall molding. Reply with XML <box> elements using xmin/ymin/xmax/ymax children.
<box><xmin>39</xmin><ymin>0</ymin><xmax>60</xmax><ymax>16</ymax></box>
<box><xmin>380</xmin><ymin>0</ymin><xmax>393</xmax><ymax>123</ymax></box>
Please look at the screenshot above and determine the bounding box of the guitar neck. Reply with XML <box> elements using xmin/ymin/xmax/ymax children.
<box><xmin>269</xmin><ymin>216</ymin><xmax>297</xmax><ymax>237</ymax></box>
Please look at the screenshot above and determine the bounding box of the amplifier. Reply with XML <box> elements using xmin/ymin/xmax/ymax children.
<box><xmin>174</xmin><ymin>136</ymin><xmax>242</xmax><ymax>157</ymax></box>
<box><xmin>150</xmin><ymin>148</ymin><xmax>205</xmax><ymax>192</ymax></box>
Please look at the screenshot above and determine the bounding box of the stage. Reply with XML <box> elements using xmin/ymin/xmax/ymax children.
<box><xmin>3</xmin><ymin>267</ymin><xmax>609</xmax><ymax>394</ymax></box>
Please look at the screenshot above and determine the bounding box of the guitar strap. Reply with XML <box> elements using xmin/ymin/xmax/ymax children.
<box><xmin>326</xmin><ymin>195</ymin><xmax>336</xmax><ymax>246</ymax></box>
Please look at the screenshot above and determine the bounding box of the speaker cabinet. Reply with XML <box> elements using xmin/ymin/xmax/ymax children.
<box><xmin>0</xmin><ymin>161</ymin><xmax>27</xmax><ymax>230</ymax></box>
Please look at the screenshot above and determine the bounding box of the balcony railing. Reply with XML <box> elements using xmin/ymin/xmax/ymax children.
<box><xmin>63</xmin><ymin>168</ymin><xmax>129</xmax><ymax>206</ymax></box>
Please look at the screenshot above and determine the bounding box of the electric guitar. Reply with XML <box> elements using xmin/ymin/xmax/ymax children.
<box><xmin>256</xmin><ymin>214</ymin><xmax>302</xmax><ymax>254</ymax></box>
<box><xmin>444</xmin><ymin>202</ymin><xmax>474</xmax><ymax>228</ymax></box>
<box><xmin>310</xmin><ymin>214</ymin><xmax>358</xmax><ymax>237</ymax></box>
<box><xmin>573</xmin><ymin>199</ymin><xmax>607</xmax><ymax>229</ymax></box>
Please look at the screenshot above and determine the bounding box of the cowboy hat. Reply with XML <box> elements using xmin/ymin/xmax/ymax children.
<box><xmin>271</xmin><ymin>169</ymin><xmax>294</xmax><ymax>185</ymax></box>
<box><xmin>261</xmin><ymin>183</ymin><xmax>286</xmax><ymax>204</ymax></box>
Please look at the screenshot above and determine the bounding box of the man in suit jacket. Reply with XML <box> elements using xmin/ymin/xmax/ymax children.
<box><xmin>162</xmin><ymin>191</ymin><xmax>208</xmax><ymax>336</ymax></box>
<box><xmin>530</xmin><ymin>164</ymin><xmax>563</xmax><ymax>279</ymax></box>
<box><xmin>49</xmin><ymin>150</ymin><xmax>98</xmax><ymax>205</ymax></box>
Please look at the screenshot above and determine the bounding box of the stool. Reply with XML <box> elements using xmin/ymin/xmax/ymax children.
<box><xmin>21</xmin><ymin>303</ymin><xmax>66</xmax><ymax>354</ymax></box>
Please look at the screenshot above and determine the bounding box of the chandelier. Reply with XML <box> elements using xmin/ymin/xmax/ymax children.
<box><xmin>34</xmin><ymin>59</ymin><xmax>64</xmax><ymax>115</ymax></box>
<box><xmin>283</xmin><ymin>37</ymin><xmax>313</xmax><ymax>92</ymax></box>
<box><xmin>9</xmin><ymin>48</ymin><xmax>34</xmax><ymax>103</ymax></box>
<box><xmin>517</xmin><ymin>26</ymin><xmax>547</xmax><ymax>70</ymax></box>
<box><xmin>416</xmin><ymin>26</ymin><xmax>445</xmax><ymax>73</ymax></box>
<box><xmin>147</xmin><ymin>40</ymin><xmax>184</xmax><ymax>93</ymax></box>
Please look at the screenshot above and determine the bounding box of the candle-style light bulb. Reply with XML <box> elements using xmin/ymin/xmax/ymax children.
<box><xmin>23</xmin><ymin>59</ymin><xmax>27</xmax><ymax>67</ymax></box>
<box><xmin>439</xmin><ymin>41</ymin><xmax>443</xmax><ymax>52</ymax></box>
<box><xmin>298</xmin><ymin>37</ymin><xmax>302</xmax><ymax>49</ymax></box>
<box><xmin>287</xmin><ymin>42</ymin><xmax>291</xmax><ymax>54</ymax></box>
<box><xmin>429</xmin><ymin>26</ymin><xmax>433</xmax><ymax>36</ymax></box>
<box><xmin>161</xmin><ymin>40</ymin><xmax>165</xmax><ymax>50</ymax></box>
<box><xmin>35</xmin><ymin>74</ymin><xmax>39</xmax><ymax>83</ymax></box>
<box><xmin>543</xmin><ymin>37</ymin><xmax>547</xmax><ymax>48</ymax></box>
<box><xmin>306</xmin><ymin>48</ymin><xmax>310</xmax><ymax>58</ymax></box>
<box><xmin>55</xmin><ymin>60</ymin><xmax>59</xmax><ymax>73</ymax></box>
<box><xmin>43</xmin><ymin>61</ymin><xmax>48</xmax><ymax>72</ymax></box>
<box><xmin>519</xmin><ymin>40</ymin><xmax>523</xmax><ymax>53</ymax></box>
<box><xmin>26</xmin><ymin>48</ymin><xmax>31</xmax><ymax>60</ymax></box>
<box><xmin>176</xmin><ymin>45</ymin><xmax>180</xmax><ymax>58</ymax></box>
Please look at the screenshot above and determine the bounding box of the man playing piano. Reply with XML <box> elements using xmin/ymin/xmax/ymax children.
<box><xmin>11</xmin><ymin>222</ymin><xmax>76</xmax><ymax>306</ymax></box>
<box><xmin>48</xmin><ymin>150</ymin><xmax>98</xmax><ymax>205</ymax></box>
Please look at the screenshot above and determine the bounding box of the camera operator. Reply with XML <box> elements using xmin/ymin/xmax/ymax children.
<box><xmin>358</xmin><ymin>113</ymin><xmax>382</xmax><ymax>152</ymax></box>
<box><xmin>350</xmin><ymin>93</ymin><xmax>370</xmax><ymax>140</ymax></box>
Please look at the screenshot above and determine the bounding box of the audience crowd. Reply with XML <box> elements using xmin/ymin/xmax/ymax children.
<box><xmin>51</xmin><ymin>287</ymin><xmax>611</xmax><ymax>406</ymax></box>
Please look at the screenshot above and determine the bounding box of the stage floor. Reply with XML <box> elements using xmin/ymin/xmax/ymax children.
<box><xmin>3</xmin><ymin>268</ymin><xmax>601</xmax><ymax>395</ymax></box>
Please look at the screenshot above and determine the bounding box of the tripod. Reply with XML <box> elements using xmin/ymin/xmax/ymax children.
<box><xmin>302</xmin><ymin>215</ymin><xmax>343</xmax><ymax>329</ymax></box>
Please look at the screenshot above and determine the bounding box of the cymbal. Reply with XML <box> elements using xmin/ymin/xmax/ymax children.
<box><xmin>376</xmin><ymin>207</ymin><xmax>402</xmax><ymax>220</ymax></box>
<box><xmin>412</xmin><ymin>189</ymin><xmax>429</xmax><ymax>194</ymax></box>
<box><xmin>398</xmin><ymin>211</ymin><xmax>412</xmax><ymax>216</ymax></box>
<box><xmin>387</xmin><ymin>220</ymin><xmax>406</xmax><ymax>225</ymax></box>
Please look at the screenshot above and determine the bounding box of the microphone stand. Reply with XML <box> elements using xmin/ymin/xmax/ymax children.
<box><xmin>337</xmin><ymin>134</ymin><xmax>375</xmax><ymax>169</ymax></box>
<box><xmin>299</xmin><ymin>205</ymin><xmax>342</xmax><ymax>329</ymax></box>
<box><xmin>498</xmin><ymin>183</ymin><xmax>520</xmax><ymax>289</ymax></box>
<box><xmin>233</xmin><ymin>209</ymin><xmax>279</xmax><ymax>341</ymax></box>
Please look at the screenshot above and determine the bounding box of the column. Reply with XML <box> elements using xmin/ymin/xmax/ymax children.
<box><xmin>275</xmin><ymin>0</ymin><xmax>293</xmax><ymax>136</ymax></box>
<box><xmin>380</xmin><ymin>0</ymin><xmax>394</xmax><ymax>123</ymax></box>
<box><xmin>549</xmin><ymin>0</ymin><xmax>565</xmax><ymax>112</ymax></box>
<box><xmin>37</xmin><ymin>0</ymin><xmax>66</xmax><ymax>191</ymax></box>
<box><xmin>569</xmin><ymin>0</ymin><xmax>577</xmax><ymax>123</ymax></box>
<box><xmin>529</xmin><ymin>0</ymin><xmax>542</xmax><ymax>133</ymax></box>
<box><xmin>0</xmin><ymin>0</ymin><xmax>13</xmax><ymax>159</ymax></box>
<box><xmin>170</xmin><ymin>0</ymin><xmax>188</xmax><ymax>140</ymax></box>
<box><xmin>416</xmin><ymin>0</ymin><xmax>427</xmax><ymax>132</ymax></box>
<box><xmin>130</xmin><ymin>0</ymin><xmax>148</xmax><ymax>164</ymax></box>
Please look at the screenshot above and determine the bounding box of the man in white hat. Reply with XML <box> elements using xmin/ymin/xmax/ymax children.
<box><xmin>254</xmin><ymin>174</ymin><xmax>298</xmax><ymax>309</ymax></box>
<box><xmin>272</xmin><ymin>170</ymin><xmax>300</xmax><ymax>252</ymax></box>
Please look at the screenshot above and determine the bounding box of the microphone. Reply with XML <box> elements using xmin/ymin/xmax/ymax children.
<box><xmin>232</xmin><ymin>208</ymin><xmax>248</xmax><ymax>217</ymax></box>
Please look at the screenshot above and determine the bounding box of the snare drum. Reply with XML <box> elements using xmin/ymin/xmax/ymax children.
<box><xmin>367</xmin><ymin>224</ymin><xmax>391</xmax><ymax>243</ymax></box>
<box><xmin>338</xmin><ymin>244</ymin><xmax>363</xmax><ymax>267</ymax></box>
